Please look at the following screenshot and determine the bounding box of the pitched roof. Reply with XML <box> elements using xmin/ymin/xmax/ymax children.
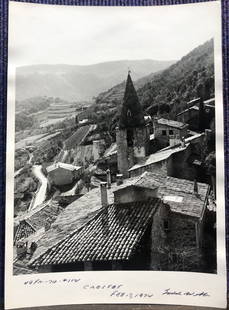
<box><xmin>119</xmin><ymin>72</ymin><xmax>145</xmax><ymax>129</ymax></box>
<box><xmin>30</xmin><ymin>198</ymin><xmax>160</xmax><ymax>267</ymax></box>
<box><xmin>129</xmin><ymin>144</ymin><xmax>188</xmax><ymax>172</ymax></box>
<box><xmin>112</xmin><ymin>172</ymin><xmax>209</xmax><ymax>219</ymax></box>
<box><xmin>103</xmin><ymin>143</ymin><xmax>117</xmax><ymax>158</ymax></box>
<box><xmin>187</xmin><ymin>98</ymin><xmax>201</xmax><ymax>106</ymax></box>
<box><xmin>28</xmin><ymin>171</ymin><xmax>209</xmax><ymax>265</ymax></box>
<box><xmin>14</xmin><ymin>202</ymin><xmax>61</xmax><ymax>243</ymax></box>
<box><xmin>46</xmin><ymin>162</ymin><xmax>82</xmax><ymax>173</ymax></box>
<box><xmin>14</xmin><ymin>220</ymin><xmax>36</xmax><ymax>244</ymax></box>
<box><xmin>142</xmin><ymin>173</ymin><xmax>209</xmax><ymax>218</ymax></box>
<box><xmin>177</xmin><ymin>105</ymin><xmax>199</xmax><ymax>116</ymax></box>
<box><xmin>113</xmin><ymin>171</ymin><xmax>160</xmax><ymax>192</ymax></box>
<box><xmin>157</xmin><ymin>118</ymin><xmax>188</xmax><ymax>129</ymax></box>
<box><xmin>64</xmin><ymin>125</ymin><xmax>93</xmax><ymax>149</ymax></box>
<box><xmin>204</xmin><ymin>98</ymin><xmax>215</xmax><ymax>105</ymax></box>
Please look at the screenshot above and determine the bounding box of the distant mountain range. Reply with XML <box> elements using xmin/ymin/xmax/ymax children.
<box><xmin>95</xmin><ymin>39</ymin><xmax>214</xmax><ymax>117</ymax></box>
<box><xmin>16</xmin><ymin>59</ymin><xmax>176</xmax><ymax>102</ymax></box>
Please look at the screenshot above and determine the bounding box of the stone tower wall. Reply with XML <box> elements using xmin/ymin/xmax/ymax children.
<box><xmin>133</xmin><ymin>126</ymin><xmax>150</xmax><ymax>159</ymax></box>
<box><xmin>116</xmin><ymin>128</ymin><xmax>129</xmax><ymax>178</ymax></box>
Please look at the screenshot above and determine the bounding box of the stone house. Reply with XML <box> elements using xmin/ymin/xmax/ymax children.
<box><xmin>176</xmin><ymin>106</ymin><xmax>199</xmax><ymax>129</ymax></box>
<box><xmin>153</xmin><ymin>118</ymin><xmax>189</xmax><ymax>149</ymax></box>
<box><xmin>46</xmin><ymin>162</ymin><xmax>83</xmax><ymax>186</ymax></box>
<box><xmin>176</xmin><ymin>98</ymin><xmax>215</xmax><ymax>131</ymax></box>
<box><xmin>129</xmin><ymin>133</ymin><xmax>207</xmax><ymax>182</ymax></box>
<box><xmin>29</xmin><ymin>172</ymin><xmax>212</xmax><ymax>273</ymax></box>
<box><xmin>14</xmin><ymin>201</ymin><xmax>61</xmax><ymax>260</ymax></box>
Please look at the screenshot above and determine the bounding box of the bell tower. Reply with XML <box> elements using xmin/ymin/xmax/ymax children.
<box><xmin>116</xmin><ymin>71</ymin><xmax>150</xmax><ymax>178</ymax></box>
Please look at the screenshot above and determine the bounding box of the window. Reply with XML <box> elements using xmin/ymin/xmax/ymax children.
<box><xmin>162</xmin><ymin>130</ymin><xmax>167</xmax><ymax>136</ymax></box>
<box><xmin>169</xmin><ymin>130</ymin><xmax>174</xmax><ymax>135</ymax></box>
<box><xmin>127</xmin><ymin>129</ymin><xmax>134</xmax><ymax>147</ymax></box>
<box><xmin>163</xmin><ymin>220</ymin><xmax>170</xmax><ymax>232</ymax></box>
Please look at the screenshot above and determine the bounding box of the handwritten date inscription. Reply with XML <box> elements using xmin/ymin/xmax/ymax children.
<box><xmin>23</xmin><ymin>278</ymin><xmax>210</xmax><ymax>299</ymax></box>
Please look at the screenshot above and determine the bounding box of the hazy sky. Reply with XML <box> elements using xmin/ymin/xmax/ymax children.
<box><xmin>9</xmin><ymin>1</ymin><xmax>219</xmax><ymax>67</ymax></box>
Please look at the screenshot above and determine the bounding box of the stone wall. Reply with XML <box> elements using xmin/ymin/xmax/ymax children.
<box><xmin>48</xmin><ymin>168</ymin><xmax>75</xmax><ymax>186</ymax></box>
<box><xmin>133</xmin><ymin>126</ymin><xmax>150</xmax><ymax>158</ymax></box>
<box><xmin>116</xmin><ymin>128</ymin><xmax>129</xmax><ymax>178</ymax></box>
<box><xmin>92</xmin><ymin>140</ymin><xmax>105</xmax><ymax>162</ymax></box>
<box><xmin>149</xmin><ymin>204</ymin><xmax>202</xmax><ymax>272</ymax></box>
<box><xmin>114</xmin><ymin>186</ymin><xmax>158</xmax><ymax>205</ymax></box>
<box><xmin>129</xmin><ymin>160</ymin><xmax>168</xmax><ymax>178</ymax></box>
<box><xmin>150</xmin><ymin>203</ymin><xmax>170</xmax><ymax>270</ymax></box>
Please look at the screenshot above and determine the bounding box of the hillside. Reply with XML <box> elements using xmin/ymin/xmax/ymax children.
<box><xmin>93</xmin><ymin>39</ymin><xmax>214</xmax><ymax>132</ymax></box>
<box><xmin>137</xmin><ymin>39</ymin><xmax>214</xmax><ymax>116</ymax></box>
<box><xmin>95</xmin><ymin>70</ymin><xmax>157</xmax><ymax>106</ymax></box>
<box><xmin>16</xmin><ymin>59</ymin><xmax>175</xmax><ymax>102</ymax></box>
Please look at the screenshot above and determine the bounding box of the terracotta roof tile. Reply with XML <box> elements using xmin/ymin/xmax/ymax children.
<box><xmin>29</xmin><ymin>172</ymin><xmax>209</xmax><ymax>266</ymax></box>
<box><xmin>14</xmin><ymin>202</ymin><xmax>61</xmax><ymax>243</ymax></box>
<box><xmin>30</xmin><ymin>198</ymin><xmax>160</xmax><ymax>267</ymax></box>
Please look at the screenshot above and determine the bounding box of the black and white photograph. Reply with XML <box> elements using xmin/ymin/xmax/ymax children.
<box><xmin>13</xmin><ymin>3</ymin><xmax>217</xmax><ymax>275</ymax></box>
<box><xmin>5</xmin><ymin>1</ymin><xmax>227</xmax><ymax>309</ymax></box>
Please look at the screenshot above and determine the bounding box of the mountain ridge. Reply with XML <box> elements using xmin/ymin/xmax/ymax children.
<box><xmin>16</xmin><ymin>59</ymin><xmax>176</xmax><ymax>102</ymax></box>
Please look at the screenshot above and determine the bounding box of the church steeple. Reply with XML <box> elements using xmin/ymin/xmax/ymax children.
<box><xmin>116</xmin><ymin>71</ymin><xmax>150</xmax><ymax>178</ymax></box>
<box><xmin>119</xmin><ymin>71</ymin><xmax>145</xmax><ymax>129</ymax></box>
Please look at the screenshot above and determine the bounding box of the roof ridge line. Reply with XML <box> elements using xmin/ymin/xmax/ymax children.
<box><xmin>29</xmin><ymin>204</ymin><xmax>113</xmax><ymax>266</ymax></box>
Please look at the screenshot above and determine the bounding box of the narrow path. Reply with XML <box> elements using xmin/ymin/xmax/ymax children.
<box><xmin>29</xmin><ymin>165</ymin><xmax>48</xmax><ymax>211</ymax></box>
<box><xmin>14</xmin><ymin>167</ymin><xmax>23</xmax><ymax>177</ymax></box>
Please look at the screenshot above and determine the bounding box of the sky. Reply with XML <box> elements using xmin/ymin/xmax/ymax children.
<box><xmin>9</xmin><ymin>1</ymin><xmax>219</xmax><ymax>67</ymax></box>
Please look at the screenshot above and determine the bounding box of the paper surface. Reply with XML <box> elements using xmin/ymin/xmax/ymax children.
<box><xmin>5</xmin><ymin>1</ymin><xmax>227</xmax><ymax>309</ymax></box>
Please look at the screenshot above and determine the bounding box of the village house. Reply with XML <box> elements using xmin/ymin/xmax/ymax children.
<box><xmin>176</xmin><ymin>98</ymin><xmax>215</xmax><ymax>131</ymax></box>
<box><xmin>153</xmin><ymin>117</ymin><xmax>189</xmax><ymax>149</ymax></box>
<box><xmin>46</xmin><ymin>162</ymin><xmax>83</xmax><ymax>186</ymax></box>
<box><xmin>14</xmin><ymin>200</ymin><xmax>61</xmax><ymax>260</ymax></box>
<box><xmin>129</xmin><ymin>131</ymin><xmax>209</xmax><ymax>182</ymax></box>
<box><xmin>28</xmin><ymin>172</ymin><xmax>213</xmax><ymax>273</ymax></box>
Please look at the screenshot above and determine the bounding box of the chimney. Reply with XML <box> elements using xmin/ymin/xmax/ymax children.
<box><xmin>116</xmin><ymin>174</ymin><xmax>123</xmax><ymax>185</ymax></box>
<box><xmin>100</xmin><ymin>182</ymin><xmax>108</xmax><ymax>207</ymax></box>
<box><xmin>193</xmin><ymin>179</ymin><xmax>198</xmax><ymax>195</ymax></box>
<box><xmin>106</xmin><ymin>169</ymin><xmax>111</xmax><ymax>189</ymax></box>
<box><xmin>181</xmin><ymin>136</ymin><xmax>186</xmax><ymax>147</ymax></box>
<box><xmin>205</xmin><ymin>129</ymin><xmax>212</xmax><ymax>142</ymax></box>
<box><xmin>100</xmin><ymin>182</ymin><xmax>109</xmax><ymax>235</ymax></box>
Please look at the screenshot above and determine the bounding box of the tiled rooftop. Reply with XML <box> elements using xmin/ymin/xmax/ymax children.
<box><xmin>129</xmin><ymin>144</ymin><xmax>188</xmax><ymax>172</ymax></box>
<box><xmin>30</xmin><ymin>198</ymin><xmax>160</xmax><ymax>267</ymax></box>
<box><xmin>14</xmin><ymin>201</ymin><xmax>61</xmax><ymax>243</ymax></box>
<box><xmin>29</xmin><ymin>171</ymin><xmax>209</xmax><ymax>265</ymax></box>
<box><xmin>113</xmin><ymin>171</ymin><xmax>161</xmax><ymax>192</ymax></box>
<box><xmin>157</xmin><ymin>118</ymin><xmax>188</xmax><ymax>129</ymax></box>
<box><xmin>64</xmin><ymin>125</ymin><xmax>93</xmax><ymax>149</ymax></box>
<box><xmin>113</xmin><ymin>172</ymin><xmax>209</xmax><ymax>219</ymax></box>
<box><xmin>129</xmin><ymin>132</ymin><xmax>204</xmax><ymax>172</ymax></box>
<box><xmin>14</xmin><ymin>221</ymin><xmax>36</xmax><ymax>244</ymax></box>
<box><xmin>146</xmin><ymin>173</ymin><xmax>209</xmax><ymax>218</ymax></box>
